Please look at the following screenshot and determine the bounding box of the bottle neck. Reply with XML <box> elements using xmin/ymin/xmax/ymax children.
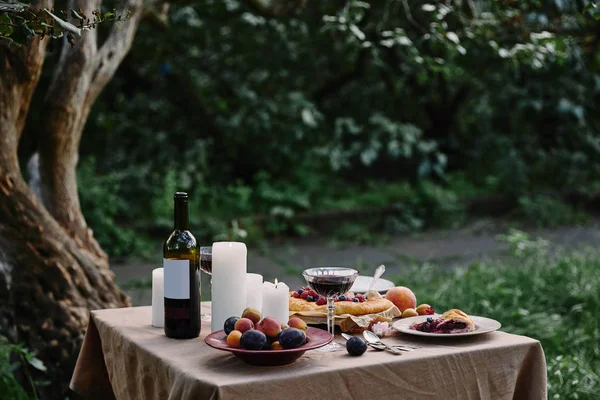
<box><xmin>174</xmin><ymin>199</ymin><xmax>189</xmax><ymax>230</ymax></box>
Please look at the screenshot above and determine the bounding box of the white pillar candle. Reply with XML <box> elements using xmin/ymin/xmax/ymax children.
<box><xmin>246</xmin><ymin>273</ymin><xmax>263</xmax><ymax>311</ymax></box>
<box><xmin>262</xmin><ymin>280</ymin><xmax>290</xmax><ymax>326</ymax></box>
<box><xmin>151</xmin><ymin>268</ymin><xmax>164</xmax><ymax>328</ymax></box>
<box><xmin>211</xmin><ymin>242</ymin><xmax>247</xmax><ymax>332</ymax></box>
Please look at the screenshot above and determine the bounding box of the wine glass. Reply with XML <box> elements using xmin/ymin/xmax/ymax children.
<box><xmin>302</xmin><ymin>267</ymin><xmax>358</xmax><ymax>352</ymax></box>
<box><xmin>200</xmin><ymin>246</ymin><xmax>212</xmax><ymax>322</ymax></box>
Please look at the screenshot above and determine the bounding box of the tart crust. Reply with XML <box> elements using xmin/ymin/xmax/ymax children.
<box><xmin>289</xmin><ymin>293</ymin><xmax>394</xmax><ymax>316</ymax></box>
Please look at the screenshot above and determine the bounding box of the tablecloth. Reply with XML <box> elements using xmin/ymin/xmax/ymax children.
<box><xmin>70</xmin><ymin>303</ymin><xmax>547</xmax><ymax>400</ymax></box>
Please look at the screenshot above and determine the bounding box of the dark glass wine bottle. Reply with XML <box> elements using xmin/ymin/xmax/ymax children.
<box><xmin>163</xmin><ymin>192</ymin><xmax>200</xmax><ymax>339</ymax></box>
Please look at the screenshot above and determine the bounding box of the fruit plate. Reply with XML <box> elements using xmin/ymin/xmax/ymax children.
<box><xmin>392</xmin><ymin>315</ymin><xmax>502</xmax><ymax>338</ymax></box>
<box><xmin>350</xmin><ymin>276</ymin><xmax>394</xmax><ymax>294</ymax></box>
<box><xmin>204</xmin><ymin>327</ymin><xmax>333</xmax><ymax>366</ymax></box>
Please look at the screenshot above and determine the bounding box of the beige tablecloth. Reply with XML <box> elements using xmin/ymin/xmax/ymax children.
<box><xmin>70</xmin><ymin>304</ymin><xmax>547</xmax><ymax>400</ymax></box>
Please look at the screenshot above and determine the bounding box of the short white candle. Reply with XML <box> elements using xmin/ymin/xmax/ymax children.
<box><xmin>151</xmin><ymin>268</ymin><xmax>164</xmax><ymax>328</ymax></box>
<box><xmin>211</xmin><ymin>242</ymin><xmax>247</xmax><ymax>332</ymax></box>
<box><xmin>262</xmin><ymin>279</ymin><xmax>289</xmax><ymax>326</ymax></box>
<box><xmin>246</xmin><ymin>273</ymin><xmax>263</xmax><ymax>311</ymax></box>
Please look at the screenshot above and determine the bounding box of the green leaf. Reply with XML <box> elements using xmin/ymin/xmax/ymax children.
<box><xmin>0</xmin><ymin>13</ymin><xmax>13</xmax><ymax>36</ymax></box>
<box><xmin>27</xmin><ymin>357</ymin><xmax>46</xmax><ymax>372</ymax></box>
<box><xmin>44</xmin><ymin>9</ymin><xmax>81</xmax><ymax>36</ymax></box>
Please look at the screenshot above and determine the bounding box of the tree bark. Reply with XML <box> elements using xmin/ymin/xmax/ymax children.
<box><xmin>0</xmin><ymin>0</ymin><xmax>142</xmax><ymax>397</ymax></box>
<box><xmin>38</xmin><ymin>0</ymin><xmax>144</xmax><ymax>261</ymax></box>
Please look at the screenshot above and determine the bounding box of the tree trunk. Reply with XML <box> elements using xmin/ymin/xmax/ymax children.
<box><xmin>0</xmin><ymin>0</ymin><xmax>145</xmax><ymax>397</ymax></box>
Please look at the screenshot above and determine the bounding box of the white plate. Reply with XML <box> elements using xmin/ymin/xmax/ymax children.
<box><xmin>392</xmin><ymin>315</ymin><xmax>502</xmax><ymax>337</ymax></box>
<box><xmin>350</xmin><ymin>276</ymin><xmax>395</xmax><ymax>293</ymax></box>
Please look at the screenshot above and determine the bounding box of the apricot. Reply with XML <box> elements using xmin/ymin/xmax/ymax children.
<box><xmin>416</xmin><ymin>304</ymin><xmax>435</xmax><ymax>315</ymax></box>
<box><xmin>226</xmin><ymin>330</ymin><xmax>243</xmax><ymax>348</ymax></box>
<box><xmin>241</xmin><ymin>307</ymin><xmax>262</xmax><ymax>325</ymax></box>
<box><xmin>385</xmin><ymin>286</ymin><xmax>417</xmax><ymax>312</ymax></box>
<box><xmin>287</xmin><ymin>317</ymin><xmax>307</xmax><ymax>332</ymax></box>
<box><xmin>271</xmin><ymin>341</ymin><xmax>284</xmax><ymax>350</ymax></box>
<box><xmin>401</xmin><ymin>308</ymin><xmax>419</xmax><ymax>318</ymax></box>
<box><xmin>234</xmin><ymin>317</ymin><xmax>254</xmax><ymax>333</ymax></box>
<box><xmin>256</xmin><ymin>317</ymin><xmax>282</xmax><ymax>339</ymax></box>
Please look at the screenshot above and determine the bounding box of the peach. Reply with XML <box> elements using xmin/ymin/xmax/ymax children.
<box><xmin>401</xmin><ymin>308</ymin><xmax>419</xmax><ymax>318</ymax></box>
<box><xmin>416</xmin><ymin>304</ymin><xmax>435</xmax><ymax>315</ymax></box>
<box><xmin>287</xmin><ymin>317</ymin><xmax>307</xmax><ymax>332</ymax></box>
<box><xmin>226</xmin><ymin>330</ymin><xmax>243</xmax><ymax>348</ymax></box>
<box><xmin>241</xmin><ymin>307</ymin><xmax>262</xmax><ymax>325</ymax></box>
<box><xmin>234</xmin><ymin>317</ymin><xmax>254</xmax><ymax>333</ymax></box>
<box><xmin>256</xmin><ymin>317</ymin><xmax>282</xmax><ymax>339</ymax></box>
<box><xmin>385</xmin><ymin>286</ymin><xmax>417</xmax><ymax>312</ymax></box>
<box><xmin>271</xmin><ymin>341</ymin><xmax>284</xmax><ymax>350</ymax></box>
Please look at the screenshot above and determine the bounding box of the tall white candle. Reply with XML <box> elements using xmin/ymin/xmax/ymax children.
<box><xmin>211</xmin><ymin>242</ymin><xmax>247</xmax><ymax>332</ymax></box>
<box><xmin>246</xmin><ymin>273</ymin><xmax>263</xmax><ymax>311</ymax></box>
<box><xmin>151</xmin><ymin>268</ymin><xmax>164</xmax><ymax>328</ymax></box>
<box><xmin>262</xmin><ymin>280</ymin><xmax>289</xmax><ymax>325</ymax></box>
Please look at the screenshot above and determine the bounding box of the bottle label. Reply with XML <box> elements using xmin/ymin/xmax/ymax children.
<box><xmin>164</xmin><ymin>258</ymin><xmax>190</xmax><ymax>299</ymax></box>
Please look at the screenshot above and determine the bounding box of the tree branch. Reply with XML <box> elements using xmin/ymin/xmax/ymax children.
<box><xmin>87</xmin><ymin>0</ymin><xmax>145</xmax><ymax>106</ymax></box>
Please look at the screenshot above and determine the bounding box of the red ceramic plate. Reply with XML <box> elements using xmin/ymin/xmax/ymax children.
<box><xmin>204</xmin><ymin>327</ymin><xmax>333</xmax><ymax>366</ymax></box>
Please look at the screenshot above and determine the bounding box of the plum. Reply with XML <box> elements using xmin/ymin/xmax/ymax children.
<box><xmin>279</xmin><ymin>327</ymin><xmax>306</xmax><ymax>349</ymax></box>
<box><xmin>287</xmin><ymin>317</ymin><xmax>307</xmax><ymax>332</ymax></box>
<box><xmin>240</xmin><ymin>329</ymin><xmax>268</xmax><ymax>350</ymax></box>
<box><xmin>224</xmin><ymin>316</ymin><xmax>239</xmax><ymax>335</ymax></box>
<box><xmin>256</xmin><ymin>317</ymin><xmax>282</xmax><ymax>339</ymax></box>
<box><xmin>226</xmin><ymin>330</ymin><xmax>243</xmax><ymax>348</ymax></box>
<box><xmin>346</xmin><ymin>337</ymin><xmax>367</xmax><ymax>356</ymax></box>
<box><xmin>271</xmin><ymin>341</ymin><xmax>284</xmax><ymax>350</ymax></box>
<box><xmin>416</xmin><ymin>304</ymin><xmax>435</xmax><ymax>315</ymax></box>
<box><xmin>401</xmin><ymin>308</ymin><xmax>419</xmax><ymax>318</ymax></box>
<box><xmin>234</xmin><ymin>318</ymin><xmax>254</xmax><ymax>333</ymax></box>
<box><xmin>241</xmin><ymin>307</ymin><xmax>262</xmax><ymax>325</ymax></box>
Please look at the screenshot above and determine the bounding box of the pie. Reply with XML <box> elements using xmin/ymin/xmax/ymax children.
<box><xmin>289</xmin><ymin>288</ymin><xmax>396</xmax><ymax>316</ymax></box>
<box><xmin>409</xmin><ymin>308</ymin><xmax>476</xmax><ymax>334</ymax></box>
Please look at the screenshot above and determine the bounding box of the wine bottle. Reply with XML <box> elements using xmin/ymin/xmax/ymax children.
<box><xmin>163</xmin><ymin>192</ymin><xmax>201</xmax><ymax>339</ymax></box>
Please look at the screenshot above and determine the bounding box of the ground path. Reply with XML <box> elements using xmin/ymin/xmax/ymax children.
<box><xmin>112</xmin><ymin>219</ymin><xmax>600</xmax><ymax>305</ymax></box>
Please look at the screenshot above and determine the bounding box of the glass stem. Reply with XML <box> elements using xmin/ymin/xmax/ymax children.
<box><xmin>326</xmin><ymin>297</ymin><xmax>335</xmax><ymax>337</ymax></box>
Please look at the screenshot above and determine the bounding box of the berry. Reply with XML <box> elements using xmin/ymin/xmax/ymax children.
<box><xmin>352</xmin><ymin>298</ymin><xmax>359</xmax><ymax>302</ymax></box>
<box><xmin>300</xmin><ymin>291</ymin><xmax>311</xmax><ymax>299</ymax></box>
<box><xmin>297</xmin><ymin>289</ymin><xmax>304</xmax><ymax>295</ymax></box>
<box><xmin>346</xmin><ymin>337</ymin><xmax>367</xmax><ymax>356</ymax></box>
<box><xmin>427</xmin><ymin>317</ymin><xmax>433</xmax><ymax>323</ymax></box>
<box><xmin>338</xmin><ymin>295</ymin><xmax>346</xmax><ymax>301</ymax></box>
<box><xmin>292</xmin><ymin>292</ymin><xmax>300</xmax><ymax>298</ymax></box>
<box><xmin>316</xmin><ymin>297</ymin><xmax>327</xmax><ymax>305</ymax></box>
<box><xmin>306</xmin><ymin>295</ymin><xmax>315</xmax><ymax>302</ymax></box>
<box><xmin>356</xmin><ymin>294</ymin><xmax>365</xmax><ymax>302</ymax></box>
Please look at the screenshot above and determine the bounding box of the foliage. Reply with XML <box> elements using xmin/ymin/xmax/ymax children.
<box><xmin>516</xmin><ymin>194</ymin><xmax>589</xmax><ymax>228</ymax></box>
<box><xmin>401</xmin><ymin>231</ymin><xmax>600</xmax><ymax>399</ymax></box>
<box><xmin>77</xmin><ymin>157</ymin><xmax>150</xmax><ymax>259</ymax></box>
<box><xmin>0</xmin><ymin>2</ymin><xmax>130</xmax><ymax>46</ymax></box>
<box><xmin>0</xmin><ymin>336</ymin><xmax>47</xmax><ymax>400</ymax></box>
<box><xmin>12</xmin><ymin>0</ymin><xmax>598</xmax><ymax>256</ymax></box>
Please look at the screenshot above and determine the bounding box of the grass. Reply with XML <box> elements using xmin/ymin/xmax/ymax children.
<box><xmin>399</xmin><ymin>231</ymin><xmax>600</xmax><ymax>399</ymax></box>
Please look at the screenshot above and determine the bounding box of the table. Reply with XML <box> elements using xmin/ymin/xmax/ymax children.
<box><xmin>70</xmin><ymin>303</ymin><xmax>547</xmax><ymax>400</ymax></box>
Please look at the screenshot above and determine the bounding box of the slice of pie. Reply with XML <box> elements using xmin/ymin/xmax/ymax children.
<box><xmin>409</xmin><ymin>308</ymin><xmax>476</xmax><ymax>334</ymax></box>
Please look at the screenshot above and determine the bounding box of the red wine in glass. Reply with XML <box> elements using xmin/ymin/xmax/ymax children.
<box><xmin>306</xmin><ymin>276</ymin><xmax>354</xmax><ymax>298</ymax></box>
<box><xmin>302</xmin><ymin>267</ymin><xmax>358</xmax><ymax>352</ymax></box>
